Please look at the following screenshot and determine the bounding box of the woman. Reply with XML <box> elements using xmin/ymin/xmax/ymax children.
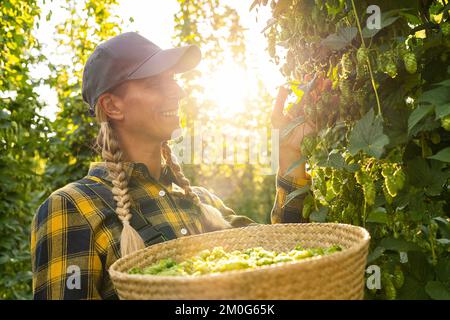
<box><xmin>31</xmin><ymin>32</ymin><xmax>314</xmax><ymax>299</ymax></box>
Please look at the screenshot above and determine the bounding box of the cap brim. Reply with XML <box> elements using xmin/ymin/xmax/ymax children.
<box><xmin>127</xmin><ymin>44</ymin><xmax>201</xmax><ymax>79</ymax></box>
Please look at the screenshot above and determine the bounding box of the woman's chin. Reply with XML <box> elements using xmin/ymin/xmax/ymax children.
<box><xmin>164</xmin><ymin>118</ymin><xmax>181</xmax><ymax>138</ymax></box>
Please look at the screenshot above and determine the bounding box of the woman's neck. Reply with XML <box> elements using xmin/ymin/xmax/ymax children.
<box><xmin>117</xmin><ymin>134</ymin><xmax>163</xmax><ymax>181</ymax></box>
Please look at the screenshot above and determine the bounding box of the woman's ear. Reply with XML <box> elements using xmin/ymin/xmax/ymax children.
<box><xmin>98</xmin><ymin>93</ymin><xmax>124</xmax><ymax>121</ymax></box>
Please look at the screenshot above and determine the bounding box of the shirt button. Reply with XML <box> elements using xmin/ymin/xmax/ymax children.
<box><xmin>159</xmin><ymin>190</ymin><xmax>166</xmax><ymax>197</ymax></box>
<box><xmin>180</xmin><ymin>228</ymin><xmax>188</xmax><ymax>235</ymax></box>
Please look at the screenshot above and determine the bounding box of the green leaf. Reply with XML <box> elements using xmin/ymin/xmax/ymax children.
<box><xmin>425</xmin><ymin>281</ymin><xmax>450</xmax><ymax>300</ymax></box>
<box><xmin>326</xmin><ymin>151</ymin><xmax>345</xmax><ymax>169</ymax></box>
<box><xmin>283</xmin><ymin>184</ymin><xmax>310</xmax><ymax>207</ymax></box>
<box><xmin>310</xmin><ymin>206</ymin><xmax>328</xmax><ymax>222</ymax></box>
<box><xmin>273</xmin><ymin>0</ymin><xmax>292</xmax><ymax>17</ymax></box>
<box><xmin>407</xmin><ymin>157</ymin><xmax>449</xmax><ymax>196</ymax></box>
<box><xmin>408</xmin><ymin>104</ymin><xmax>434</xmax><ymax>133</ymax></box>
<box><xmin>418</xmin><ymin>85</ymin><xmax>450</xmax><ymax>107</ymax></box>
<box><xmin>249</xmin><ymin>0</ymin><xmax>261</xmax><ymax>12</ymax></box>
<box><xmin>367</xmin><ymin>207</ymin><xmax>388</xmax><ymax>224</ymax></box>
<box><xmin>428</xmin><ymin>147</ymin><xmax>450</xmax><ymax>163</ymax></box>
<box><xmin>362</xmin><ymin>16</ymin><xmax>400</xmax><ymax>38</ymax></box>
<box><xmin>261</xmin><ymin>18</ymin><xmax>277</xmax><ymax>33</ymax></box>
<box><xmin>362</xmin><ymin>9</ymin><xmax>406</xmax><ymax>38</ymax></box>
<box><xmin>348</xmin><ymin>109</ymin><xmax>389</xmax><ymax>159</ymax></box>
<box><xmin>283</xmin><ymin>156</ymin><xmax>306</xmax><ymax>177</ymax></box>
<box><xmin>435</xmin><ymin>103</ymin><xmax>450</xmax><ymax>119</ymax></box>
<box><xmin>436</xmin><ymin>238</ymin><xmax>450</xmax><ymax>245</ymax></box>
<box><xmin>321</xmin><ymin>27</ymin><xmax>357</xmax><ymax>50</ymax></box>
<box><xmin>434</xmin><ymin>79</ymin><xmax>450</xmax><ymax>87</ymax></box>
<box><xmin>436</xmin><ymin>258</ymin><xmax>450</xmax><ymax>282</ymax></box>
<box><xmin>379</xmin><ymin>237</ymin><xmax>421</xmax><ymax>252</ymax></box>
<box><xmin>367</xmin><ymin>246</ymin><xmax>385</xmax><ymax>263</ymax></box>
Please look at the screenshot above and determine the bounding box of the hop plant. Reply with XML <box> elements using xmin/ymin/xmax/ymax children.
<box><xmin>382</xmin><ymin>165</ymin><xmax>405</xmax><ymax>197</ymax></box>
<box><xmin>355</xmin><ymin>170</ymin><xmax>376</xmax><ymax>206</ymax></box>
<box><xmin>441</xmin><ymin>114</ymin><xmax>450</xmax><ymax>131</ymax></box>
<box><xmin>300</xmin><ymin>135</ymin><xmax>316</xmax><ymax>157</ymax></box>
<box><xmin>382</xmin><ymin>272</ymin><xmax>397</xmax><ymax>300</ymax></box>
<box><xmin>403</xmin><ymin>52</ymin><xmax>417</xmax><ymax>74</ymax></box>
<box><xmin>356</xmin><ymin>47</ymin><xmax>369</xmax><ymax>64</ymax></box>
<box><xmin>441</xmin><ymin>22</ymin><xmax>450</xmax><ymax>36</ymax></box>
<box><xmin>341</xmin><ymin>52</ymin><xmax>353</xmax><ymax>78</ymax></box>
<box><xmin>392</xmin><ymin>266</ymin><xmax>405</xmax><ymax>289</ymax></box>
<box><xmin>385</xmin><ymin>61</ymin><xmax>398</xmax><ymax>78</ymax></box>
<box><xmin>339</xmin><ymin>79</ymin><xmax>351</xmax><ymax>98</ymax></box>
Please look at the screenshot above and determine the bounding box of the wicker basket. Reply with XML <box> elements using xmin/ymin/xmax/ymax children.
<box><xmin>109</xmin><ymin>223</ymin><xmax>370</xmax><ymax>300</ymax></box>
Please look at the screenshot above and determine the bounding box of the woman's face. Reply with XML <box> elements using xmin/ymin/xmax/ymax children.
<box><xmin>109</xmin><ymin>69</ymin><xmax>185</xmax><ymax>141</ymax></box>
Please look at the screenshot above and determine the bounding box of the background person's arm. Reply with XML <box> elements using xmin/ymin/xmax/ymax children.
<box><xmin>270</xmin><ymin>86</ymin><xmax>315</xmax><ymax>223</ymax></box>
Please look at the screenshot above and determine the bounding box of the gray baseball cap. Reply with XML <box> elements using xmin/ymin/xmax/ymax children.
<box><xmin>82</xmin><ymin>31</ymin><xmax>201</xmax><ymax>116</ymax></box>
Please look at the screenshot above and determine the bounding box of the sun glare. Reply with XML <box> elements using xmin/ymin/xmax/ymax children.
<box><xmin>199</xmin><ymin>61</ymin><xmax>258</xmax><ymax>118</ymax></box>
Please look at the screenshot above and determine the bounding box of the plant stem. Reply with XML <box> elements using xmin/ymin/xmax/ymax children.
<box><xmin>351</xmin><ymin>0</ymin><xmax>382</xmax><ymax>117</ymax></box>
<box><xmin>362</xmin><ymin>199</ymin><xmax>367</xmax><ymax>228</ymax></box>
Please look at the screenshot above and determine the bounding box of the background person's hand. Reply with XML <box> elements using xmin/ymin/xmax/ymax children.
<box><xmin>271</xmin><ymin>86</ymin><xmax>316</xmax><ymax>177</ymax></box>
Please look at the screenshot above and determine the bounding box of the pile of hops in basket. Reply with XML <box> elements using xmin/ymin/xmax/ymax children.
<box><xmin>128</xmin><ymin>244</ymin><xmax>342</xmax><ymax>276</ymax></box>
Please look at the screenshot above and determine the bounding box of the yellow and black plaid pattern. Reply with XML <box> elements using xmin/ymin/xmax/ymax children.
<box><xmin>31</xmin><ymin>161</ymin><xmax>309</xmax><ymax>299</ymax></box>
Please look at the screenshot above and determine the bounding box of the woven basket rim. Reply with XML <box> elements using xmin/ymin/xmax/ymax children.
<box><xmin>109</xmin><ymin>223</ymin><xmax>370</xmax><ymax>281</ymax></box>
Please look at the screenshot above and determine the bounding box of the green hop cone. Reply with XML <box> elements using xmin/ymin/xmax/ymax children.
<box><xmin>385</xmin><ymin>176</ymin><xmax>398</xmax><ymax>197</ymax></box>
<box><xmin>339</xmin><ymin>79</ymin><xmax>351</xmax><ymax>98</ymax></box>
<box><xmin>382</xmin><ymin>165</ymin><xmax>402</xmax><ymax>197</ymax></box>
<box><xmin>341</xmin><ymin>52</ymin><xmax>353</xmax><ymax>78</ymax></box>
<box><xmin>392</xmin><ymin>266</ymin><xmax>405</xmax><ymax>289</ymax></box>
<box><xmin>355</xmin><ymin>171</ymin><xmax>375</xmax><ymax>205</ymax></box>
<box><xmin>383</xmin><ymin>183</ymin><xmax>394</xmax><ymax>204</ymax></box>
<box><xmin>355</xmin><ymin>90</ymin><xmax>366</xmax><ymax>107</ymax></box>
<box><xmin>385</xmin><ymin>61</ymin><xmax>397</xmax><ymax>78</ymax></box>
<box><xmin>356</xmin><ymin>47</ymin><xmax>369</xmax><ymax>64</ymax></box>
<box><xmin>441</xmin><ymin>22</ymin><xmax>450</xmax><ymax>36</ymax></box>
<box><xmin>403</xmin><ymin>52</ymin><xmax>417</xmax><ymax>74</ymax></box>
<box><xmin>382</xmin><ymin>272</ymin><xmax>397</xmax><ymax>300</ymax></box>
<box><xmin>397</xmin><ymin>42</ymin><xmax>408</xmax><ymax>56</ymax></box>
<box><xmin>430</xmin><ymin>132</ymin><xmax>441</xmax><ymax>144</ymax></box>
<box><xmin>331</xmin><ymin>174</ymin><xmax>341</xmax><ymax>194</ymax></box>
<box><xmin>441</xmin><ymin>114</ymin><xmax>450</xmax><ymax>131</ymax></box>
<box><xmin>393</xmin><ymin>168</ymin><xmax>405</xmax><ymax>192</ymax></box>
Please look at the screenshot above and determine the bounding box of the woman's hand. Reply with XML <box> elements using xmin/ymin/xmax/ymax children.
<box><xmin>271</xmin><ymin>86</ymin><xmax>316</xmax><ymax>178</ymax></box>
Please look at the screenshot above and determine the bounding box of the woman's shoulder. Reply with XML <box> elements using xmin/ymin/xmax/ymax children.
<box><xmin>35</xmin><ymin>176</ymin><xmax>103</xmax><ymax>219</ymax></box>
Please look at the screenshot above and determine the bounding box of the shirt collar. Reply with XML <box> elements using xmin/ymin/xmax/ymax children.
<box><xmin>87</xmin><ymin>161</ymin><xmax>176</xmax><ymax>187</ymax></box>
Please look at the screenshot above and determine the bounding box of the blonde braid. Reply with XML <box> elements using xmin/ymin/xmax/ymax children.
<box><xmin>161</xmin><ymin>141</ymin><xmax>232</xmax><ymax>232</ymax></box>
<box><xmin>95</xmin><ymin>103</ymin><xmax>145</xmax><ymax>257</ymax></box>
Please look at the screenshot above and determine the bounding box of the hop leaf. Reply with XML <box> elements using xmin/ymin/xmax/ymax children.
<box><xmin>348</xmin><ymin>109</ymin><xmax>389</xmax><ymax>159</ymax></box>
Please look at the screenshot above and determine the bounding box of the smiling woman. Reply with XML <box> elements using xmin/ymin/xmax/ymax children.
<box><xmin>30</xmin><ymin>31</ymin><xmax>312</xmax><ymax>300</ymax></box>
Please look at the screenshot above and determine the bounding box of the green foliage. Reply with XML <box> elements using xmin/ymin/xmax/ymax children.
<box><xmin>0</xmin><ymin>0</ymin><xmax>49</xmax><ymax>299</ymax></box>
<box><xmin>1</xmin><ymin>0</ymin><xmax>125</xmax><ymax>299</ymax></box>
<box><xmin>253</xmin><ymin>0</ymin><xmax>450</xmax><ymax>299</ymax></box>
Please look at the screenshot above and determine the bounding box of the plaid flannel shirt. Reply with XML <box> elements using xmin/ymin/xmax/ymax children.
<box><xmin>31</xmin><ymin>161</ymin><xmax>310</xmax><ymax>299</ymax></box>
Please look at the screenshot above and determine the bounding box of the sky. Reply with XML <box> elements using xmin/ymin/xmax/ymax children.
<box><xmin>31</xmin><ymin>0</ymin><xmax>284</xmax><ymax>120</ymax></box>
